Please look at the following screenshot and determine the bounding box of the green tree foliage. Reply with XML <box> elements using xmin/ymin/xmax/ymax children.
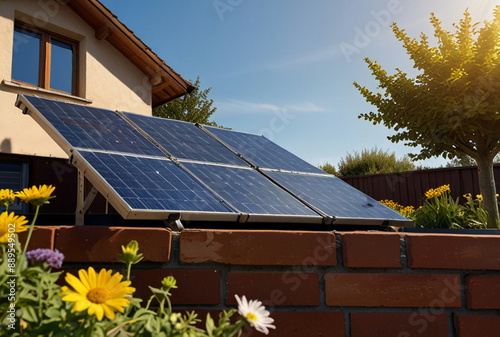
<box><xmin>318</xmin><ymin>162</ymin><xmax>338</xmax><ymax>176</ymax></box>
<box><xmin>354</xmin><ymin>8</ymin><xmax>500</xmax><ymax>228</ymax></box>
<box><xmin>153</xmin><ymin>76</ymin><xmax>221</xmax><ymax>127</ymax></box>
<box><xmin>334</xmin><ymin>147</ymin><xmax>414</xmax><ymax>176</ymax></box>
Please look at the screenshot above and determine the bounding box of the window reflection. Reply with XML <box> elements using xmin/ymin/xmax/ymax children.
<box><xmin>12</xmin><ymin>27</ymin><xmax>41</xmax><ymax>87</ymax></box>
<box><xmin>50</xmin><ymin>38</ymin><xmax>74</xmax><ymax>93</ymax></box>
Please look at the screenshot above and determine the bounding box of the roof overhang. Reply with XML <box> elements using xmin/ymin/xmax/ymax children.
<box><xmin>60</xmin><ymin>0</ymin><xmax>195</xmax><ymax>107</ymax></box>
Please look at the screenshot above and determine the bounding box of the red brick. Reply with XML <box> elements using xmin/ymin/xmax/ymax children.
<box><xmin>227</xmin><ymin>272</ymin><xmax>319</xmax><ymax>306</ymax></box>
<box><xmin>131</xmin><ymin>269</ymin><xmax>220</xmax><ymax>305</ymax></box>
<box><xmin>407</xmin><ymin>234</ymin><xmax>500</xmax><ymax>270</ymax></box>
<box><xmin>267</xmin><ymin>311</ymin><xmax>345</xmax><ymax>337</ymax></box>
<box><xmin>455</xmin><ymin>315</ymin><xmax>500</xmax><ymax>337</ymax></box>
<box><xmin>466</xmin><ymin>275</ymin><xmax>500</xmax><ymax>309</ymax></box>
<box><xmin>55</xmin><ymin>226</ymin><xmax>171</xmax><ymax>262</ymax></box>
<box><xmin>351</xmin><ymin>312</ymin><xmax>448</xmax><ymax>337</ymax></box>
<box><xmin>193</xmin><ymin>310</ymin><xmax>345</xmax><ymax>337</ymax></box>
<box><xmin>180</xmin><ymin>229</ymin><xmax>336</xmax><ymax>266</ymax></box>
<box><xmin>341</xmin><ymin>232</ymin><xmax>401</xmax><ymax>268</ymax></box>
<box><xmin>18</xmin><ymin>225</ymin><xmax>58</xmax><ymax>251</ymax></box>
<box><xmin>325</xmin><ymin>273</ymin><xmax>461</xmax><ymax>307</ymax></box>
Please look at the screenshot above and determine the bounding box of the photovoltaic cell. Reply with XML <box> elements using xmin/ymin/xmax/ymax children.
<box><xmin>266</xmin><ymin>171</ymin><xmax>409</xmax><ymax>221</ymax></box>
<box><xmin>203</xmin><ymin>126</ymin><xmax>325</xmax><ymax>174</ymax></box>
<box><xmin>78</xmin><ymin>150</ymin><xmax>235</xmax><ymax>213</ymax></box>
<box><xmin>123</xmin><ymin>112</ymin><xmax>246</xmax><ymax>166</ymax></box>
<box><xmin>22</xmin><ymin>96</ymin><xmax>163</xmax><ymax>156</ymax></box>
<box><xmin>183</xmin><ymin>162</ymin><xmax>318</xmax><ymax>216</ymax></box>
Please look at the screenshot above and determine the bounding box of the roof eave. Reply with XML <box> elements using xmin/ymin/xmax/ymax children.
<box><xmin>63</xmin><ymin>0</ymin><xmax>194</xmax><ymax>107</ymax></box>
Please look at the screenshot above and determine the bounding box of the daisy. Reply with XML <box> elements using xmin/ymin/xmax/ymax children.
<box><xmin>235</xmin><ymin>295</ymin><xmax>275</xmax><ymax>335</ymax></box>
<box><xmin>62</xmin><ymin>267</ymin><xmax>135</xmax><ymax>321</ymax></box>
<box><xmin>0</xmin><ymin>189</ymin><xmax>15</xmax><ymax>209</ymax></box>
<box><xmin>15</xmin><ymin>184</ymin><xmax>56</xmax><ymax>207</ymax></box>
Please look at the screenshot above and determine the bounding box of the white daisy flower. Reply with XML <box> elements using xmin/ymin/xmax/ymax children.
<box><xmin>235</xmin><ymin>294</ymin><xmax>276</xmax><ymax>335</ymax></box>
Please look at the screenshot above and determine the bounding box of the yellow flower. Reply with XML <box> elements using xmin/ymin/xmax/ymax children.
<box><xmin>476</xmin><ymin>194</ymin><xmax>483</xmax><ymax>201</ymax></box>
<box><xmin>425</xmin><ymin>184</ymin><xmax>450</xmax><ymax>199</ymax></box>
<box><xmin>62</xmin><ymin>267</ymin><xmax>135</xmax><ymax>321</ymax></box>
<box><xmin>15</xmin><ymin>185</ymin><xmax>55</xmax><ymax>207</ymax></box>
<box><xmin>0</xmin><ymin>211</ymin><xmax>29</xmax><ymax>243</ymax></box>
<box><xmin>0</xmin><ymin>189</ymin><xmax>15</xmax><ymax>208</ymax></box>
<box><xmin>117</xmin><ymin>240</ymin><xmax>143</xmax><ymax>265</ymax></box>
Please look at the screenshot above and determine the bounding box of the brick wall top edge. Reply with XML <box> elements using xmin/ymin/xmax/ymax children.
<box><xmin>181</xmin><ymin>229</ymin><xmax>335</xmax><ymax>234</ymax></box>
<box><xmin>404</xmin><ymin>232</ymin><xmax>500</xmax><ymax>239</ymax></box>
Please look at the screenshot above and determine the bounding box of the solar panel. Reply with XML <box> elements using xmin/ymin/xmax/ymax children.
<box><xmin>123</xmin><ymin>112</ymin><xmax>246</xmax><ymax>166</ymax></box>
<box><xmin>203</xmin><ymin>126</ymin><xmax>324</xmax><ymax>173</ymax></box>
<box><xmin>74</xmin><ymin>150</ymin><xmax>238</xmax><ymax>220</ymax></box>
<box><xmin>17</xmin><ymin>94</ymin><xmax>413</xmax><ymax>227</ymax></box>
<box><xmin>20</xmin><ymin>96</ymin><xmax>163</xmax><ymax>156</ymax></box>
<box><xmin>183</xmin><ymin>162</ymin><xmax>319</xmax><ymax>219</ymax></box>
<box><xmin>266</xmin><ymin>171</ymin><xmax>410</xmax><ymax>224</ymax></box>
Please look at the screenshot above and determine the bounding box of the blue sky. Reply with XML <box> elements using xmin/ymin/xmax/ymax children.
<box><xmin>100</xmin><ymin>0</ymin><xmax>497</xmax><ymax>169</ymax></box>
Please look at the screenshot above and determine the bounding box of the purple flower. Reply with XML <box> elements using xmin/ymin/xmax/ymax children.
<box><xmin>26</xmin><ymin>248</ymin><xmax>65</xmax><ymax>269</ymax></box>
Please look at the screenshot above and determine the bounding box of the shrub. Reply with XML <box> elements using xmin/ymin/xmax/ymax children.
<box><xmin>381</xmin><ymin>185</ymin><xmax>493</xmax><ymax>229</ymax></box>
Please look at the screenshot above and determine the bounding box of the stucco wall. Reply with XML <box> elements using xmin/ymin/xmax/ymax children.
<box><xmin>0</xmin><ymin>0</ymin><xmax>153</xmax><ymax>158</ymax></box>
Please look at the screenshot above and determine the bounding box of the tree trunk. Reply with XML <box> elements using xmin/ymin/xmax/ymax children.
<box><xmin>476</xmin><ymin>157</ymin><xmax>500</xmax><ymax>229</ymax></box>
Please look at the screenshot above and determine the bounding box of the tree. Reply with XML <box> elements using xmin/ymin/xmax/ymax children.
<box><xmin>322</xmin><ymin>147</ymin><xmax>415</xmax><ymax>177</ymax></box>
<box><xmin>354</xmin><ymin>8</ymin><xmax>500</xmax><ymax>228</ymax></box>
<box><xmin>318</xmin><ymin>162</ymin><xmax>338</xmax><ymax>176</ymax></box>
<box><xmin>153</xmin><ymin>76</ymin><xmax>221</xmax><ymax>127</ymax></box>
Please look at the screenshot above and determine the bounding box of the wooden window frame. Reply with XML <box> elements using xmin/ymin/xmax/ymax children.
<box><xmin>13</xmin><ymin>21</ymin><xmax>79</xmax><ymax>96</ymax></box>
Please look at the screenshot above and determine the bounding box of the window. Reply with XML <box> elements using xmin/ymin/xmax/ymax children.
<box><xmin>12</xmin><ymin>22</ymin><xmax>78</xmax><ymax>95</ymax></box>
<box><xmin>0</xmin><ymin>161</ymin><xmax>29</xmax><ymax>213</ymax></box>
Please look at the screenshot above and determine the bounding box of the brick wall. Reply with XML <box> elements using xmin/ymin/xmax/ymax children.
<box><xmin>19</xmin><ymin>227</ymin><xmax>500</xmax><ymax>337</ymax></box>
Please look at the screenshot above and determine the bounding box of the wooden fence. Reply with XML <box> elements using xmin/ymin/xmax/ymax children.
<box><xmin>340</xmin><ymin>164</ymin><xmax>500</xmax><ymax>207</ymax></box>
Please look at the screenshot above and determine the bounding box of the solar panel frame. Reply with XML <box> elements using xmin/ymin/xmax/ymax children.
<box><xmin>122</xmin><ymin>112</ymin><xmax>248</xmax><ymax>166</ymax></box>
<box><xmin>17</xmin><ymin>95</ymin><xmax>164</xmax><ymax>157</ymax></box>
<box><xmin>264</xmin><ymin>169</ymin><xmax>411</xmax><ymax>226</ymax></box>
<box><xmin>202</xmin><ymin>125</ymin><xmax>326</xmax><ymax>174</ymax></box>
<box><xmin>182</xmin><ymin>162</ymin><xmax>322</xmax><ymax>223</ymax></box>
<box><xmin>71</xmin><ymin>150</ymin><xmax>240</xmax><ymax>221</ymax></box>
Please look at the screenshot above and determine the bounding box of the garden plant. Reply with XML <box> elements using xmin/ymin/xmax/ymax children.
<box><xmin>381</xmin><ymin>184</ymin><xmax>499</xmax><ymax>229</ymax></box>
<box><xmin>0</xmin><ymin>186</ymin><xmax>275</xmax><ymax>336</ymax></box>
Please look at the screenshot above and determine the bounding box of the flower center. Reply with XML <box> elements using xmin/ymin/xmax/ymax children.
<box><xmin>246</xmin><ymin>312</ymin><xmax>257</xmax><ymax>321</ymax></box>
<box><xmin>86</xmin><ymin>287</ymin><xmax>110</xmax><ymax>304</ymax></box>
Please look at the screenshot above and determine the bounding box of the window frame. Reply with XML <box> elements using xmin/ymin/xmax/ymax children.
<box><xmin>12</xmin><ymin>21</ymin><xmax>79</xmax><ymax>96</ymax></box>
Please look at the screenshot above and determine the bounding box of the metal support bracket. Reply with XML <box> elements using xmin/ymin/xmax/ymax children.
<box><xmin>163</xmin><ymin>213</ymin><xmax>184</xmax><ymax>231</ymax></box>
<box><xmin>75</xmin><ymin>169</ymin><xmax>98</xmax><ymax>226</ymax></box>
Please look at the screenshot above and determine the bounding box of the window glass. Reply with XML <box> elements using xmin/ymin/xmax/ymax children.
<box><xmin>0</xmin><ymin>162</ymin><xmax>29</xmax><ymax>213</ymax></box>
<box><xmin>50</xmin><ymin>38</ymin><xmax>74</xmax><ymax>93</ymax></box>
<box><xmin>12</xmin><ymin>27</ymin><xmax>41</xmax><ymax>87</ymax></box>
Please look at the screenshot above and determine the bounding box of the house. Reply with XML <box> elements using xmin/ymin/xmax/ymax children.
<box><xmin>0</xmin><ymin>0</ymin><xmax>194</xmax><ymax>216</ymax></box>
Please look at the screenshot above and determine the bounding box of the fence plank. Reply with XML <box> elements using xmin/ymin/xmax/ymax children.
<box><xmin>340</xmin><ymin>165</ymin><xmax>500</xmax><ymax>207</ymax></box>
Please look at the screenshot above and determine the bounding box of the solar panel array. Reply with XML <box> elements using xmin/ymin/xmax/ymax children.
<box><xmin>17</xmin><ymin>94</ymin><xmax>412</xmax><ymax>226</ymax></box>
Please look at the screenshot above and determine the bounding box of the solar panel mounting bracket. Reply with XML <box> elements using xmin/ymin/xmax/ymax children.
<box><xmin>163</xmin><ymin>213</ymin><xmax>184</xmax><ymax>231</ymax></box>
<box><xmin>75</xmin><ymin>168</ymin><xmax>98</xmax><ymax>226</ymax></box>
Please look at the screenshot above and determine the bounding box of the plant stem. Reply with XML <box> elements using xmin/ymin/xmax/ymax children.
<box><xmin>85</xmin><ymin>316</ymin><xmax>96</xmax><ymax>337</ymax></box>
<box><xmin>126</xmin><ymin>262</ymin><xmax>132</xmax><ymax>281</ymax></box>
<box><xmin>22</xmin><ymin>205</ymin><xmax>40</xmax><ymax>255</ymax></box>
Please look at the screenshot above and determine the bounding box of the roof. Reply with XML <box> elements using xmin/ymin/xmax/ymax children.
<box><xmin>62</xmin><ymin>0</ymin><xmax>195</xmax><ymax>107</ymax></box>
